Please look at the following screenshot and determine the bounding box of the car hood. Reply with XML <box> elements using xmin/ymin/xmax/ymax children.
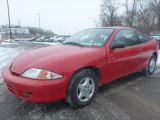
<box><xmin>10</xmin><ymin>45</ymin><xmax>96</xmax><ymax>74</ymax></box>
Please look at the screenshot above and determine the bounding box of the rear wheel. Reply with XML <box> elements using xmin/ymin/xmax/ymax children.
<box><xmin>143</xmin><ymin>55</ymin><xmax>157</xmax><ymax>75</ymax></box>
<box><xmin>66</xmin><ymin>69</ymin><xmax>99</xmax><ymax>108</ymax></box>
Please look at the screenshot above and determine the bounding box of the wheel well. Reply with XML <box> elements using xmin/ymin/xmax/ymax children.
<box><xmin>153</xmin><ymin>52</ymin><xmax>158</xmax><ymax>61</ymax></box>
<box><xmin>77</xmin><ymin>66</ymin><xmax>101</xmax><ymax>80</ymax></box>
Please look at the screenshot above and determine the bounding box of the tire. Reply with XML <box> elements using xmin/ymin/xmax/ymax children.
<box><xmin>66</xmin><ymin>69</ymin><xmax>99</xmax><ymax>108</ymax></box>
<box><xmin>143</xmin><ymin>55</ymin><xmax>157</xmax><ymax>76</ymax></box>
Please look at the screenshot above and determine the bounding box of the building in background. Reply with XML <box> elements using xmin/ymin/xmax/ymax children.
<box><xmin>0</xmin><ymin>27</ymin><xmax>30</xmax><ymax>40</ymax></box>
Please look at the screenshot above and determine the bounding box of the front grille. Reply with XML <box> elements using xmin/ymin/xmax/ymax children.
<box><xmin>7</xmin><ymin>83</ymin><xmax>32</xmax><ymax>99</ymax></box>
<box><xmin>7</xmin><ymin>84</ymin><xmax>17</xmax><ymax>94</ymax></box>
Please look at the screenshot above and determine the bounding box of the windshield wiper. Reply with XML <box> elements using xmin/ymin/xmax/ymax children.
<box><xmin>63</xmin><ymin>42</ymin><xmax>84</xmax><ymax>47</ymax></box>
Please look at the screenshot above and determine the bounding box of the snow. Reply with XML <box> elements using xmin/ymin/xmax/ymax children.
<box><xmin>28</xmin><ymin>40</ymin><xmax>61</xmax><ymax>45</ymax></box>
<box><xmin>157</xmin><ymin>50</ymin><xmax>160</xmax><ymax>65</ymax></box>
<box><xmin>0</xmin><ymin>42</ymin><xmax>18</xmax><ymax>45</ymax></box>
<box><xmin>0</xmin><ymin>42</ymin><xmax>53</xmax><ymax>84</ymax></box>
<box><xmin>2</xmin><ymin>39</ymin><xmax>11</xmax><ymax>42</ymax></box>
<box><xmin>35</xmin><ymin>42</ymin><xmax>61</xmax><ymax>45</ymax></box>
<box><xmin>0</xmin><ymin>48</ymin><xmax>19</xmax><ymax>83</ymax></box>
<box><xmin>11</xmin><ymin>41</ymin><xmax>61</xmax><ymax>46</ymax></box>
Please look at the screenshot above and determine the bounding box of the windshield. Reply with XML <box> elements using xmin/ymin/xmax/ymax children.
<box><xmin>150</xmin><ymin>32</ymin><xmax>160</xmax><ymax>36</ymax></box>
<box><xmin>63</xmin><ymin>28</ymin><xmax>114</xmax><ymax>47</ymax></box>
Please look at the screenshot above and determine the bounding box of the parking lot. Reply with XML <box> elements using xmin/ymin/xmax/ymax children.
<box><xmin>0</xmin><ymin>42</ymin><xmax>160</xmax><ymax>120</ymax></box>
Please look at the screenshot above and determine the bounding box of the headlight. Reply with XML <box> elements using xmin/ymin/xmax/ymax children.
<box><xmin>22</xmin><ymin>68</ymin><xmax>63</xmax><ymax>80</ymax></box>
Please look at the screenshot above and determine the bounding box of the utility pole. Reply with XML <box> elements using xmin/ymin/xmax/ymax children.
<box><xmin>7</xmin><ymin>0</ymin><xmax>12</xmax><ymax>42</ymax></box>
<box><xmin>37</xmin><ymin>13</ymin><xmax>41</xmax><ymax>37</ymax></box>
<box><xmin>18</xmin><ymin>19</ymin><xmax>21</xmax><ymax>39</ymax></box>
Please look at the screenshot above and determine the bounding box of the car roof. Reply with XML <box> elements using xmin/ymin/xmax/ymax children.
<box><xmin>88</xmin><ymin>26</ymin><xmax>135</xmax><ymax>30</ymax></box>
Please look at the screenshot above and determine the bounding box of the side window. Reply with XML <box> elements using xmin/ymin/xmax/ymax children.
<box><xmin>112</xmin><ymin>29</ymin><xmax>139</xmax><ymax>47</ymax></box>
<box><xmin>137</xmin><ymin>32</ymin><xmax>149</xmax><ymax>43</ymax></box>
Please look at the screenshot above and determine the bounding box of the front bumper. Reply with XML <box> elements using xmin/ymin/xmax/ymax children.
<box><xmin>2</xmin><ymin>68</ymin><xmax>68</xmax><ymax>102</ymax></box>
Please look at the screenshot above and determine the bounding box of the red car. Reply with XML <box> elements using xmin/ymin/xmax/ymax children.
<box><xmin>3</xmin><ymin>27</ymin><xmax>159</xmax><ymax>108</ymax></box>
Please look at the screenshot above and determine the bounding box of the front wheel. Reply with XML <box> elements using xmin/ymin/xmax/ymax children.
<box><xmin>143</xmin><ymin>55</ymin><xmax>157</xmax><ymax>75</ymax></box>
<box><xmin>66</xmin><ymin>69</ymin><xmax>99</xmax><ymax>108</ymax></box>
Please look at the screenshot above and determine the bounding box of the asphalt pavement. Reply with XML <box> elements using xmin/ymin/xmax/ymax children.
<box><xmin>0</xmin><ymin>42</ymin><xmax>160</xmax><ymax>120</ymax></box>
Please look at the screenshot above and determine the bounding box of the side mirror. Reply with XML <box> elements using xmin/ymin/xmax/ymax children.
<box><xmin>111</xmin><ymin>42</ymin><xmax>125</xmax><ymax>49</ymax></box>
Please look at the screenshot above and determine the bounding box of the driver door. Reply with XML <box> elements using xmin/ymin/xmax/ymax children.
<box><xmin>106</xmin><ymin>29</ymin><xmax>141</xmax><ymax>82</ymax></box>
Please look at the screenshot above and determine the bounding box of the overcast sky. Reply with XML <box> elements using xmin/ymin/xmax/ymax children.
<box><xmin>0</xmin><ymin>0</ymin><xmax>103</xmax><ymax>35</ymax></box>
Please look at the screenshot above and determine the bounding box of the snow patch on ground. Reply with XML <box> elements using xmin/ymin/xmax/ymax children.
<box><xmin>0</xmin><ymin>48</ymin><xmax>19</xmax><ymax>84</ymax></box>
<box><xmin>0</xmin><ymin>42</ymin><xmax>18</xmax><ymax>45</ymax></box>
<box><xmin>133</xmin><ymin>86</ymin><xmax>140</xmax><ymax>91</ymax></box>
<box><xmin>157</xmin><ymin>50</ymin><xmax>160</xmax><ymax>65</ymax></box>
<box><xmin>15</xmin><ymin>41</ymin><xmax>61</xmax><ymax>46</ymax></box>
<box><xmin>43</xmin><ymin>42</ymin><xmax>61</xmax><ymax>45</ymax></box>
<box><xmin>95</xmin><ymin>95</ymin><xmax>131</xmax><ymax>120</ymax></box>
<box><xmin>34</xmin><ymin>42</ymin><xmax>61</xmax><ymax>45</ymax></box>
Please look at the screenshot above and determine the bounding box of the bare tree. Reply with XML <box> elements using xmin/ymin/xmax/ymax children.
<box><xmin>97</xmin><ymin>0</ymin><xmax>159</xmax><ymax>33</ymax></box>
<box><xmin>149</xmin><ymin>0</ymin><xmax>160</xmax><ymax>30</ymax></box>
<box><xmin>133</xmin><ymin>0</ymin><xmax>156</xmax><ymax>33</ymax></box>
<box><xmin>100</xmin><ymin>0</ymin><xmax>119</xmax><ymax>26</ymax></box>
<box><xmin>92</xmin><ymin>19</ymin><xmax>101</xmax><ymax>28</ymax></box>
<box><xmin>124</xmin><ymin>0</ymin><xmax>138</xmax><ymax>27</ymax></box>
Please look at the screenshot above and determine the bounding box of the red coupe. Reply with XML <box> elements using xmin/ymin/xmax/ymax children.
<box><xmin>3</xmin><ymin>27</ymin><xmax>159</xmax><ymax>108</ymax></box>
